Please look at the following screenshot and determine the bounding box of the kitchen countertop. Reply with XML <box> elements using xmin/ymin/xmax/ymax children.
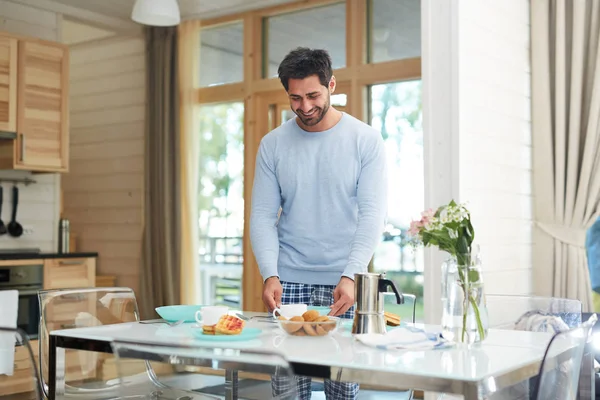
<box><xmin>0</xmin><ymin>252</ymin><xmax>98</xmax><ymax>260</ymax></box>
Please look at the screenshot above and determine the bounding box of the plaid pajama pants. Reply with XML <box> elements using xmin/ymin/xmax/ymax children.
<box><xmin>271</xmin><ymin>281</ymin><xmax>359</xmax><ymax>400</ymax></box>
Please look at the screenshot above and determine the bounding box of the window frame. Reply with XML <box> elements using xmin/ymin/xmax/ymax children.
<box><xmin>193</xmin><ymin>0</ymin><xmax>422</xmax><ymax>312</ymax></box>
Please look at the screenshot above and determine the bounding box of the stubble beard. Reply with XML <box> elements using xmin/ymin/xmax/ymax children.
<box><xmin>295</xmin><ymin>94</ymin><xmax>331</xmax><ymax>127</ymax></box>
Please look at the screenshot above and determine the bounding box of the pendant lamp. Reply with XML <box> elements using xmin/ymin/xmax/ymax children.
<box><xmin>131</xmin><ymin>0</ymin><xmax>180</xmax><ymax>26</ymax></box>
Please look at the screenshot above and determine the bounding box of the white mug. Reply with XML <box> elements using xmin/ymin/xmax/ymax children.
<box><xmin>195</xmin><ymin>306</ymin><xmax>229</xmax><ymax>326</ymax></box>
<box><xmin>272</xmin><ymin>303</ymin><xmax>307</xmax><ymax>319</ymax></box>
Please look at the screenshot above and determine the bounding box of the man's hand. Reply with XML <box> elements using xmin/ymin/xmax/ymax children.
<box><xmin>262</xmin><ymin>276</ymin><xmax>282</xmax><ymax>312</ymax></box>
<box><xmin>329</xmin><ymin>277</ymin><xmax>355</xmax><ymax>316</ymax></box>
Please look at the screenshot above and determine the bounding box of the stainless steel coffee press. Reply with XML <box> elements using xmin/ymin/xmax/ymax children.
<box><xmin>352</xmin><ymin>272</ymin><xmax>404</xmax><ymax>334</ymax></box>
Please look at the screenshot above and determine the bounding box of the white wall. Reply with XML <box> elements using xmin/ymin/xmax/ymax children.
<box><xmin>457</xmin><ymin>0</ymin><xmax>532</xmax><ymax>294</ymax></box>
<box><xmin>62</xmin><ymin>34</ymin><xmax>145</xmax><ymax>294</ymax></box>
<box><xmin>0</xmin><ymin>0</ymin><xmax>62</xmax><ymax>252</ymax></box>
<box><xmin>423</xmin><ymin>0</ymin><xmax>532</xmax><ymax>322</ymax></box>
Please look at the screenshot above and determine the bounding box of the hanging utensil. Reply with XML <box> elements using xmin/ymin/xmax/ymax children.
<box><xmin>0</xmin><ymin>186</ymin><xmax>7</xmax><ymax>235</ymax></box>
<box><xmin>8</xmin><ymin>185</ymin><xmax>23</xmax><ymax>237</ymax></box>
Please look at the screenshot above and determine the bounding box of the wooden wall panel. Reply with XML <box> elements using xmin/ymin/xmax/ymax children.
<box><xmin>62</xmin><ymin>35</ymin><xmax>145</xmax><ymax>295</ymax></box>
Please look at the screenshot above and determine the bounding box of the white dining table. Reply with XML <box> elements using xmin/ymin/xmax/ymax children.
<box><xmin>47</xmin><ymin>313</ymin><xmax>566</xmax><ymax>400</ymax></box>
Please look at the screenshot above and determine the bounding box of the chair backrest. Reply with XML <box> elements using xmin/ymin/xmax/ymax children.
<box><xmin>0</xmin><ymin>326</ymin><xmax>41</xmax><ymax>399</ymax></box>
<box><xmin>533</xmin><ymin>313</ymin><xmax>598</xmax><ymax>400</ymax></box>
<box><xmin>485</xmin><ymin>294</ymin><xmax>582</xmax><ymax>330</ymax></box>
<box><xmin>383</xmin><ymin>292</ymin><xmax>417</xmax><ymax>323</ymax></box>
<box><xmin>37</xmin><ymin>287</ymin><xmax>140</xmax><ymax>398</ymax></box>
<box><xmin>111</xmin><ymin>339</ymin><xmax>298</xmax><ymax>399</ymax></box>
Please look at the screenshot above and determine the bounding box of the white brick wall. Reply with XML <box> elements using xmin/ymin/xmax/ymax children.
<box><xmin>457</xmin><ymin>0</ymin><xmax>532</xmax><ymax>295</ymax></box>
<box><xmin>423</xmin><ymin>0</ymin><xmax>533</xmax><ymax>322</ymax></box>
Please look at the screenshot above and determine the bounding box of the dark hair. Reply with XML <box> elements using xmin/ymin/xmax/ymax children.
<box><xmin>277</xmin><ymin>47</ymin><xmax>333</xmax><ymax>92</ymax></box>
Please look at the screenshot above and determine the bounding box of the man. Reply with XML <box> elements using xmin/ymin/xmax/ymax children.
<box><xmin>250</xmin><ymin>47</ymin><xmax>387</xmax><ymax>400</ymax></box>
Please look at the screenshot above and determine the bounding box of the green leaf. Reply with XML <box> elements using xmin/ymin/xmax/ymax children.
<box><xmin>468</xmin><ymin>269</ymin><xmax>480</xmax><ymax>283</ymax></box>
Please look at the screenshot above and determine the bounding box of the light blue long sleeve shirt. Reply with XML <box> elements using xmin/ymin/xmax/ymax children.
<box><xmin>250</xmin><ymin>113</ymin><xmax>387</xmax><ymax>285</ymax></box>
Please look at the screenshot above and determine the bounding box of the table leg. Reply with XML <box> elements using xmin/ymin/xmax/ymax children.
<box><xmin>463</xmin><ymin>383</ymin><xmax>479</xmax><ymax>400</ymax></box>
<box><xmin>225</xmin><ymin>369</ymin><xmax>239</xmax><ymax>400</ymax></box>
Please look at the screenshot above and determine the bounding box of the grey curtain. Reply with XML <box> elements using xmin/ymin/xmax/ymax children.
<box><xmin>531</xmin><ymin>0</ymin><xmax>600</xmax><ymax>311</ymax></box>
<box><xmin>139</xmin><ymin>26</ymin><xmax>181</xmax><ymax>319</ymax></box>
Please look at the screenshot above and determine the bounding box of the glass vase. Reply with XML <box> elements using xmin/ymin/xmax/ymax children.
<box><xmin>441</xmin><ymin>250</ymin><xmax>489</xmax><ymax>345</ymax></box>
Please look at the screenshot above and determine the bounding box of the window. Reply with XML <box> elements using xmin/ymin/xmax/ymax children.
<box><xmin>369</xmin><ymin>80</ymin><xmax>424</xmax><ymax>321</ymax></box>
<box><xmin>198</xmin><ymin>102</ymin><xmax>245</xmax><ymax>307</ymax></box>
<box><xmin>368</xmin><ymin>0</ymin><xmax>420</xmax><ymax>63</ymax></box>
<box><xmin>200</xmin><ymin>22</ymin><xmax>244</xmax><ymax>87</ymax></box>
<box><xmin>263</xmin><ymin>3</ymin><xmax>346</xmax><ymax>78</ymax></box>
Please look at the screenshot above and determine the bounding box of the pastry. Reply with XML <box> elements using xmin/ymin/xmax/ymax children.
<box><xmin>283</xmin><ymin>316</ymin><xmax>304</xmax><ymax>333</ymax></box>
<box><xmin>303</xmin><ymin>323</ymin><xmax>318</xmax><ymax>336</ymax></box>
<box><xmin>215</xmin><ymin>315</ymin><xmax>245</xmax><ymax>335</ymax></box>
<box><xmin>302</xmin><ymin>310</ymin><xmax>320</xmax><ymax>322</ymax></box>
<box><xmin>315</xmin><ymin>325</ymin><xmax>328</xmax><ymax>335</ymax></box>
<box><xmin>202</xmin><ymin>325</ymin><xmax>216</xmax><ymax>335</ymax></box>
<box><xmin>384</xmin><ymin>311</ymin><xmax>401</xmax><ymax>326</ymax></box>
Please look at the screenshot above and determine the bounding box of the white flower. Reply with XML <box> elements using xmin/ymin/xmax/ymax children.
<box><xmin>447</xmin><ymin>228</ymin><xmax>458</xmax><ymax>239</ymax></box>
<box><xmin>440</xmin><ymin>208</ymin><xmax>448</xmax><ymax>220</ymax></box>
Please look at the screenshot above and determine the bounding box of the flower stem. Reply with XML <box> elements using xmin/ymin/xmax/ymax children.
<box><xmin>456</xmin><ymin>261</ymin><xmax>486</xmax><ymax>343</ymax></box>
<box><xmin>469</xmin><ymin>296</ymin><xmax>485</xmax><ymax>340</ymax></box>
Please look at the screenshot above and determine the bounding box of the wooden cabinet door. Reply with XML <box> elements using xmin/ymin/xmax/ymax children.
<box><xmin>16</xmin><ymin>40</ymin><xmax>69</xmax><ymax>171</ymax></box>
<box><xmin>0</xmin><ymin>35</ymin><xmax>17</xmax><ymax>134</ymax></box>
<box><xmin>0</xmin><ymin>339</ymin><xmax>39</xmax><ymax>396</ymax></box>
<box><xmin>43</xmin><ymin>257</ymin><xmax>96</xmax><ymax>289</ymax></box>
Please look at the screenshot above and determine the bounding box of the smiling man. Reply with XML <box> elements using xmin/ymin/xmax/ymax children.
<box><xmin>250</xmin><ymin>47</ymin><xmax>387</xmax><ymax>400</ymax></box>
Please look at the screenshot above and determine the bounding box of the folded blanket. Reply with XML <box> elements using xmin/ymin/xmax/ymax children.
<box><xmin>354</xmin><ymin>326</ymin><xmax>450</xmax><ymax>350</ymax></box>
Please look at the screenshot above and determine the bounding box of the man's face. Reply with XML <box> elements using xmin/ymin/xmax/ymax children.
<box><xmin>287</xmin><ymin>75</ymin><xmax>333</xmax><ymax>127</ymax></box>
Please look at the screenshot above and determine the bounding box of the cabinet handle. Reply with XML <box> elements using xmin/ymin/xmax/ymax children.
<box><xmin>57</xmin><ymin>260</ymin><xmax>85</xmax><ymax>266</ymax></box>
<box><xmin>19</xmin><ymin>133</ymin><xmax>24</xmax><ymax>162</ymax></box>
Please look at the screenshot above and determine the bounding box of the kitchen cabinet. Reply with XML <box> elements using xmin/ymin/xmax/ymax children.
<box><xmin>43</xmin><ymin>257</ymin><xmax>96</xmax><ymax>289</ymax></box>
<box><xmin>0</xmin><ymin>31</ymin><xmax>69</xmax><ymax>173</ymax></box>
<box><xmin>0</xmin><ymin>338</ymin><xmax>39</xmax><ymax>397</ymax></box>
<box><xmin>0</xmin><ymin>256</ymin><xmax>97</xmax><ymax>396</ymax></box>
<box><xmin>0</xmin><ymin>36</ymin><xmax>17</xmax><ymax>134</ymax></box>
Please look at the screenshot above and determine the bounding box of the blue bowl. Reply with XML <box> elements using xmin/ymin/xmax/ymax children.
<box><xmin>307</xmin><ymin>306</ymin><xmax>332</xmax><ymax>316</ymax></box>
<box><xmin>155</xmin><ymin>305</ymin><xmax>207</xmax><ymax>322</ymax></box>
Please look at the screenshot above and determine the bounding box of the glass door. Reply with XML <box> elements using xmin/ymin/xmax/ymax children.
<box><xmin>198</xmin><ymin>102</ymin><xmax>244</xmax><ymax>309</ymax></box>
<box><xmin>368</xmin><ymin>80</ymin><xmax>424</xmax><ymax>321</ymax></box>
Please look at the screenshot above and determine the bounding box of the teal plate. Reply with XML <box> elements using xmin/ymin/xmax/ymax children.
<box><xmin>190</xmin><ymin>327</ymin><xmax>262</xmax><ymax>341</ymax></box>
<box><xmin>155</xmin><ymin>305</ymin><xmax>208</xmax><ymax>322</ymax></box>
<box><xmin>307</xmin><ymin>306</ymin><xmax>332</xmax><ymax>315</ymax></box>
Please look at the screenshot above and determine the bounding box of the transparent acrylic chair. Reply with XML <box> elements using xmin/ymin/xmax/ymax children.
<box><xmin>533</xmin><ymin>313</ymin><xmax>598</xmax><ymax>400</ymax></box>
<box><xmin>0</xmin><ymin>326</ymin><xmax>42</xmax><ymax>399</ymax></box>
<box><xmin>38</xmin><ymin>287</ymin><xmax>147</xmax><ymax>399</ymax></box>
<box><xmin>318</xmin><ymin>292</ymin><xmax>417</xmax><ymax>400</ymax></box>
<box><xmin>438</xmin><ymin>295</ymin><xmax>588</xmax><ymax>400</ymax></box>
<box><xmin>384</xmin><ymin>292</ymin><xmax>418</xmax><ymax>324</ymax></box>
<box><xmin>485</xmin><ymin>295</ymin><xmax>591</xmax><ymax>399</ymax></box>
<box><xmin>485</xmin><ymin>294</ymin><xmax>582</xmax><ymax>330</ymax></box>
<box><xmin>111</xmin><ymin>339</ymin><xmax>297</xmax><ymax>400</ymax></box>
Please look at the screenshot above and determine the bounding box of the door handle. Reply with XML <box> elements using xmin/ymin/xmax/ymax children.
<box><xmin>19</xmin><ymin>133</ymin><xmax>25</xmax><ymax>162</ymax></box>
<box><xmin>57</xmin><ymin>260</ymin><xmax>85</xmax><ymax>266</ymax></box>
